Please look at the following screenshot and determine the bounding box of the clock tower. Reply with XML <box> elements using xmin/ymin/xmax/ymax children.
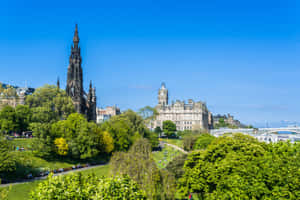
<box><xmin>158</xmin><ymin>82</ymin><xmax>168</xmax><ymax>106</ymax></box>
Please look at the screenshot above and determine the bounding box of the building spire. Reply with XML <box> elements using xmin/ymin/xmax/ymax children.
<box><xmin>57</xmin><ymin>77</ymin><xmax>60</xmax><ymax>89</ymax></box>
<box><xmin>73</xmin><ymin>24</ymin><xmax>79</xmax><ymax>44</ymax></box>
<box><xmin>89</xmin><ymin>80</ymin><xmax>92</xmax><ymax>89</ymax></box>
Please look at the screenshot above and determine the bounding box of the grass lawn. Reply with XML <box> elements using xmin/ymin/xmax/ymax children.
<box><xmin>160</xmin><ymin>138</ymin><xmax>183</xmax><ymax>148</ymax></box>
<box><xmin>6</xmin><ymin>164</ymin><xmax>110</xmax><ymax>200</ymax></box>
<box><xmin>9</xmin><ymin>138</ymin><xmax>34</xmax><ymax>151</ymax></box>
<box><xmin>152</xmin><ymin>145</ymin><xmax>183</xmax><ymax>169</ymax></box>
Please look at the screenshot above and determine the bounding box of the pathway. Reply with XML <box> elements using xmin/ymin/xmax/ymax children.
<box><xmin>0</xmin><ymin>164</ymin><xmax>107</xmax><ymax>188</ymax></box>
<box><xmin>160</xmin><ymin>141</ymin><xmax>188</xmax><ymax>154</ymax></box>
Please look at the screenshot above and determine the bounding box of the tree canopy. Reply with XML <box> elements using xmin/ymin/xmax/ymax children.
<box><xmin>110</xmin><ymin>138</ymin><xmax>176</xmax><ymax>200</ymax></box>
<box><xmin>179</xmin><ymin>133</ymin><xmax>300</xmax><ymax>199</ymax></box>
<box><xmin>101</xmin><ymin>110</ymin><xmax>158</xmax><ymax>151</ymax></box>
<box><xmin>30</xmin><ymin>173</ymin><xmax>146</xmax><ymax>200</ymax></box>
<box><xmin>26</xmin><ymin>84</ymin><xmax>75</xmax><ymax>123</ymax></box>
<box><xmin>163</xmin><ymin>120</ymin><xmax>176</xmax><ymax>137</ymax></box>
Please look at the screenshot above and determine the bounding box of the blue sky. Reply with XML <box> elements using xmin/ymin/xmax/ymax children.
<box><xmin>0</xmin><ymin>0</ymin><xmax>299</xmax><ymax>127</ymax></box>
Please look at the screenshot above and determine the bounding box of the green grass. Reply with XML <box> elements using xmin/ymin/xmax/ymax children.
<box><xmin>9</xmin><ymin>138</ymin><xmax>34</xmax><ymax>151</ymax></box>
<box><xmin>6</xmin><ymin>164</ymin><xmax>110</xmax><ymax>200</ymax></box>
<box><xmin>152</xmin><ymin>145</ymin><xmax>183</xmax><ymax>169</ymax></box>
<box><xmin>160</xmin><ymin>138</ymin><xmax>183</xmax><ymax>148</ymax></box>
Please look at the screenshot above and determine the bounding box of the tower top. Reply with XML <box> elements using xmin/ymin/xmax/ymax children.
<box><xmin>161</xmin><ymin>82</ymin><xmax>166</xmax><ymax>89</ymax></box>
<box><xmin>57</xmin><ymin>77</ymin><xmax>60</xmax><ymax>89</ymax></box>
<box><xmin>73</xmin><ymin>24</ymin><xmax>79</xmax><ymax>44</ymax></box>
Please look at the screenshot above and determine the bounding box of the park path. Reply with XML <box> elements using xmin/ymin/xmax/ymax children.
<box><xmin>160</xmin><ymin>141</ymin><xmax>188</xmax><ymax>154</ymax></box>
<box><xmin>0</xmin><ymin>164</ymin><xmax>107</xmax><ymax>188</ymax></box>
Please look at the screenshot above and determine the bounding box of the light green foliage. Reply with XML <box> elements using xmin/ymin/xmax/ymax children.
<box><xmin>0</xmin><ymin>179</ymin><xmax>10</xmax><ymax>200</ymax></box>
<box><xmin>160</xmin><ymin>138</ymin><xmax>183</xmax><ymax>148</ymax></box>
<box><xmin>179</xmin><ymin>133</ymin><xmax>300</xmax><ymax>199</ymax></box>
<box><xmin>163</xmin><ymin>120</ymin><xmax>176</xmax><ymax>137</ymax></box>
<box><xmin>54</xmin><ymin>137</ymin><xmax>68</xmax><ymax>156</ymax></box>
<box><xmin>110</xmin><ymin>138</ymin><xmax>176</xmax><ymax>200</ymax></box>
<box><xmin>0</xmin><ymin>135</ymin><xmax>16</xmax><ymax>174</ymax></box>
<box><xmin>26</xmin><ymin>85</ymin><xmax>75</xmax><ymax>123</ymax></box>
<box><xmin>102</xmin><ymin>110</ymin><xmax>158</xmax><ymax>151</ymax></box>
<box><xmin>51</xmin><ymin>113</ymin><xmax>111</xmax><ymax>159</ymax></box>
<box><xmin>30</xmin><ymin>173</ymin><xmax>146</xmax><ymax>200</ymax></box>
<box><xmin>0</xmin><ymin>85</ymin><xmax>17</xmax><ymax>97</ymax></box>
<box><xmin>193</xmin><ymin>133</ymin><xmax>215</xmax><ymax>150</ymax></box>
<box><xmin>7</xmin><ymin>165</ymin><xmax>110</xmax><ymax>200</ymax></box>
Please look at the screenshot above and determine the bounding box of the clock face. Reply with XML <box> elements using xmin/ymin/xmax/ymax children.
<box><xmin>160</xmin><ymin>91</ymin><xmax>164</xmax><ymax>96</ymax></box>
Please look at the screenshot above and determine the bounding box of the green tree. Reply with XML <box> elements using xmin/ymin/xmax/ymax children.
<box><xmin>0</xmin><ymin>135</ymin><xmax>16</xmax><ymax>176</ymax></box>
<box><xmin>26</xmin><ymin>85</ymin><xmax>75</xmax><ymax>123</ymax></box>
<box><xmin>163</xmin><ymin>120</ymin><xmax>176</xmax><ymax>138</ymax></box>
<box><xmin>54</xmin><ymin>137</ymin><xmax>69</xmax><ymax>156</ymax></box>
<box><xmin>110</xmin><ymin>138</ymin><xmax>176</xmax><ymax>200</ymax></box>
<box><xmin>15</xmin><ymin>105</ymin><xmax>32</xmax><ymax>132</ymax></box>
<box><xmin>154</xmin><ymin>126</ymin><xmax>162</xmax><ymax>136</ymax></box>
<box><xmin>193</xmin><ymin>133</ymin><xmax>215</xmax><ymax>150</ymax></box>
<box><xmin>102</xmin><ymin>110</ymin><xmax>158</xmax><ymax>151</ymax></box>
<box><xmin>51</xmin><ymin>113</ymin><xmax>108</xmax><ymax>159</ymax></box>
<box><xmin>30</xmin><ymin>173</ymin><xmax>146</xmax><ymax>200</ymax></box>
<box><xmin>0</xmin><ymin>105</ymin><xmax>18</xmax><ymax>134</ymax></box>
<box><xmin>179</xmin><ymin>133</ymin><xmax>300</xmax><ymax>199</ymax></box>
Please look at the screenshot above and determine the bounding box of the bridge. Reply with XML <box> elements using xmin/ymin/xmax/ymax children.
<box><xmin>210</xmin><ymin>127</ymin><xmax>300</xmax><ymax>143</ymax></box>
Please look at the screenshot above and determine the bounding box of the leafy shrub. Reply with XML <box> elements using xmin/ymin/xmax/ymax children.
<box><xmin>30</xmin><ymin>173</ymin><xmax>146</xmax><ymax>200</ymax></box>
<box><xmin>193</xmin><ymin>133</ymin><xmax>215</xmax><ymax>150</ymax></box>
<box><xmin>179</xmin><ymin>133</ymin><xmax>300</xmax><ymax>199</ymax></box>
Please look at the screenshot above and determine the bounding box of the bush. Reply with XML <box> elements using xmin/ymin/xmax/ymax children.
<box><xmin>193</xmin><ymin>133</ymin><xmax>215</xmax><ymax>150</ymax></box>
<box><xmin>179</xmin><ymin>133</ymin><xmax>300</xmax><ymax>199</ymax></box>
<box><xmin>30</xmin><ymin>173</ymin><xmax>146</xmax><ymax>200</ymax></box>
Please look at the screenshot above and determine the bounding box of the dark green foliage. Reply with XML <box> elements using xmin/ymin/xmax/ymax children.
<box><xmin>163</xmin><ymin>120</ymin><xmax>176</xmax><ymax>137</ymax></box>
<box><xmin>0</xmin><ymin>105</ymin><xmax>18</xmax><ymax>133</ymax></box>
<box><xmin>154</xmin><ymin>126</ymin><xmax>162</xmax><ymax>135</ymax></box>
<box><xmin>15</xmin><ymin>105</ymin><xmax>32</xmax><ymax>132</ymax></box>
<box><xmin>166</xmin><ymin>154</ymin><xmax>188</xmax><ymax>179</ymax></box>
<box><xmin>30</xmin><ymin>173</ymin><xmax>146</xmax><ymax>200</ymax></box>
<box><xmin>179</xmin><ymin>133</ymin><xmax>300</xmax><ymax>199</ymax></box>
<box><xmin>110</xmin><ymin>138</ymin><xmax>176</xmax><ymax>200</ymax></box>
<box><xmin>182</xmin><ymin>134</ymin><xmax>200</xmax><ymax>151</ymax></box>
<box><xmin>193</xmin><ymin>133</ymin><xmax>215</xmax><ymax>150</ymax></box>
<box><xmin>0</xmin><ymin>105</ymin><xmax>32</xmax><ymax>134</ymax></box>
<box><xmin>0</xmin><ymin>135</ymin><xmax>16</xmax><ymax>175</ymax></box>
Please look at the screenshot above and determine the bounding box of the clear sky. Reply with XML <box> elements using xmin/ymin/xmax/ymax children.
<box><xmin>0</xmin><ymin>0</ymin><xmax>299</xmax><ymax>127</ymax></box>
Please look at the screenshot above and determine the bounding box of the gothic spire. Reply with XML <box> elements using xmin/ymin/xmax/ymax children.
<box><xmin>57</xmin><ymin>77</ymin><xmax>60</xmax><ymax>89</ymax></box>
<box><xmin>89</xmin><ymin>80</ymin><xmax>92</xmax><ymax>90</ymax></box>
<box><xmin>73</xmin><ymin>24</ymin><xmax>79</xmax><ymax>45</ymax></box>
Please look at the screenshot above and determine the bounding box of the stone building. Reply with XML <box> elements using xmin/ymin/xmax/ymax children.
<box><xmin>153</xmin><ymin>83</ymin><xmax>212</xmax><ymax>131</ymax></box>
<box><xmin>0</xmin><ymin>86</ymin><xmax>34</xmax><ymax>109</ymax></box>
<box><xmin>96</xmin><ymin>106</ymin><xmax>121</xmax><ymax>123</ymax></box>
<box><xmin>65</xmin><ymin>25</ymin><xmax>97</xmax><ymax>122</ymax></box>
<box><xmin>213</xmin><ymin>114</ymin><xmax>245</xmax><ymax>128</ymax></box>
